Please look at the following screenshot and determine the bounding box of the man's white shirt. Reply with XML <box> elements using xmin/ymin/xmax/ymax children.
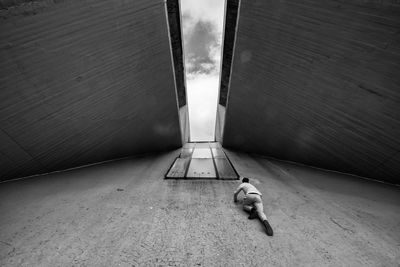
<box><xmin>234</xmin><ymin>183</ymin><xmax>262</xmax><ymax>196</ymax></box>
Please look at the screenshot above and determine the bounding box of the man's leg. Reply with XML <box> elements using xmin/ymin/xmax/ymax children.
<box><xmin>254</xmin><ymin>201</ymin><xmax>267</xmax><ymax>221</ymax></box>
<box><xmin>254</xmin><ymin>197</ymin><xmax>273</xmax><ymax>236</ymax></box>
<box><xmin>243</xmin><ymin>195</ymin><xmax>257</xmax><ymax>219</ymax></box>
<box><xmin>242</xmin><ymin>195</ymin><xmax>255</xmax><ymax>212</ymax></box>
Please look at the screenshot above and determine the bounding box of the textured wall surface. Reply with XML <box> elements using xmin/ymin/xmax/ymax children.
<box><xmin>223</xmin><ymin>0</ymin><xmax>400</xmax><ymax>184</ymax></box>
<box><xmin>0</xmin><ymin>0</ymin><xmax>182</xmax><ymax>181</ymax></box>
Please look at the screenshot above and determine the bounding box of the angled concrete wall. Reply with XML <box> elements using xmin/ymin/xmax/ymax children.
<box><xmin>167</xmin><ymin>0</ymin><xmax>190</xmax><ymax>143</ymax></box>
<box><xmin>222</xmin><ymin>0</ymin><xmax>400</xmax><ymax>184</ymax></box>
<box><xmin>215</xmin><ymin>104</ymin><xmax>225</xmax><ymax>143</ymax></box>
<box><xmin>218</xmin><ymin>0</ymin><xmax>239</xmax><ymax>107</ymax></box>
<box><xmin>166</xmin><ymin>0</ymin><xmax>187</xmax><ymax>108</ymax></box>
<box><xmin>0</xmin><ymin>0</ymin><xmax>182</xmax><ymax>181</ymax></box>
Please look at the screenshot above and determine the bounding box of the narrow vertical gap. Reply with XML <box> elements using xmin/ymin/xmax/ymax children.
<box><xmin>180</xmin><ymin>0</ymin><xmax>225</xmax><ymax>142</ymax></box>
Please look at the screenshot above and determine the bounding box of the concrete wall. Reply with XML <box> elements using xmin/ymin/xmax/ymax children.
<box><xmin>218</xmin><ymin>0</ymin><xmax>239</xmax><ymax>106</ymax></box>
<box><xmin>222</xmin><ymin>0</ymin><xmax>400</xmax><ymax>184</ymax></box>
<box><xmin>166</xmin><ymin>0</ymin><xmax>186</xmax><ymax>108</ymax></box>
<box><xmin>0</xmin><ymin>0</ymin><xmax>182</xmax><ymax>181</ymax></box>
<box><xmin>179</xmin><ymin>105</ymin><xmax>190</xmax><ymax>144</ymax></box>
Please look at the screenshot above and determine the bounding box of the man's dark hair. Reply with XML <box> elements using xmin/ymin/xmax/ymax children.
<box><xmin>242</xmin><ymin>177</ymin><xmax>249</xmax><ymax>183</ymax></box>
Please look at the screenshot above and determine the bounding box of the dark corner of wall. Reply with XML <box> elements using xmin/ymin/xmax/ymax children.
<box><xmin>219</xmin><ymin>0</ymin><xmax>239</xmax><ymax>107</ymax></box>
<box><xmin>166</xmin><ymin>0</ymin><xmax>186</xmax><ymax>108</ymax></box>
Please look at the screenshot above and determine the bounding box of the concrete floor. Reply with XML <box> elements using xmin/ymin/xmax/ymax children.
<box><xmin>0</xmin><ymin>149</ymin><xmax>399</xmax><ymax>266</ymax></box>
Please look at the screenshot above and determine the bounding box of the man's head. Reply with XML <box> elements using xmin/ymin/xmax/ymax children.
<box><xmin>242</xmin><ymin>177</ymin><xmax>249</xmax><ymax>183</ymax></box>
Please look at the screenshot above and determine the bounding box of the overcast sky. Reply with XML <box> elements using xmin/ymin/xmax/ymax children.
<box><xmin>181</xmin><ymin>0</ymin><xmax>225</xmax><ymax>141</ymax></box>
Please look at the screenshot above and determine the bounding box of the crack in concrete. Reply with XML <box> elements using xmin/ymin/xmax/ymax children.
<box><xmin>330</xmin><ymin>217</ymin><xmax>354</xmax><ymax>234</ymax></box>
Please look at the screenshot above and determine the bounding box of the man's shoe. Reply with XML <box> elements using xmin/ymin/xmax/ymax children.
<box><xmin>263</xmin><ymin>220</ymin><xmax>273</xmax><ymax>236</ymax></box>
<box><xmin>248</xmin><ymin>207</ymin><xmax>258</xmax><ymax>220</ymax></box>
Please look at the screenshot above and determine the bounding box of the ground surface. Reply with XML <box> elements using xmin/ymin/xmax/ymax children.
<box><xmin>1</xmin><ymin>149</ymin><xmax>399</xmax><ymax>266</ymax></box>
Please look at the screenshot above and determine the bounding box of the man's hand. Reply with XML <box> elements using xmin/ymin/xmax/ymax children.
<box><xmin>233</xmin><ymin>189</ymin><xmax>240</xmax><ymax>203</ymax></box>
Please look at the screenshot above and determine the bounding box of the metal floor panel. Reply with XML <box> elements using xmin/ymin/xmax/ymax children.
<box><xmin>192</xmin><ymin>148</ymin><xmax>212</xmax><ymax>158</ymax></box>
<box><xmin>166</xmin><ymin>158</ymin><xmax>190</xmax><ymax>178</ymax></box>
<box><xmin>208</xmin><ymin>142</ymin><xmax>221</xmax><ymax>148</ymax></box>
<box><xmin>166</xmin><ymin>142</ymin><xmax>238</xmax><ymax>179</ymax></box>
<box><xmin>214</xmin><ymin>158</ymin><xmax>238</xmax><ymax>179</ymax></box>
<box><xmin>211</xmin><ymin>148</ymin><xmax>226</xmax><ymax>158</ymax></box>
<box><xmin>183</xmin><ymin>143</ymin><xmax>196</xmax><ymax>148</ymax></box>
<box><xmin>180</xmin><ymin>148</ymin><xmax>193</xmax><ymax>158</ymax></box>
<box><xmin>186</xmin><ymin>159</ymin><xmax>216</xmax><ymax>178</ymax></box>
<box><xmin>194</xmin><ymin>143</ymin><xmax>211</xmax><ymax>148</ymax></box>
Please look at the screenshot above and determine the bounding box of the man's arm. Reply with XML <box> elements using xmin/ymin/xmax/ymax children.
<box><xmin>233</xmin><ymin>184</ymin><xmax>243</xmax><ymax>203</ymax></box>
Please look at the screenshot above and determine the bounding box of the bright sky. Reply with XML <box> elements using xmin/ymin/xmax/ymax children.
<box><xmin>180</xmin><ymin>0</ymin><xmax>225</xmax><ymax>141</ymax></box>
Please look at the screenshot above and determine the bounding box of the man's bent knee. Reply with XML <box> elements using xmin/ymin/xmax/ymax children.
<box><xmin>243</xmin><ymin>204</ymin><xmax>253</xmax><ymax>212</ymax></box>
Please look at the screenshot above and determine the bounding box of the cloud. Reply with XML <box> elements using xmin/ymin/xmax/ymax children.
<box><xmin>181</xmin><ymin>0</ymin><xmax>224</xmax><ymax>79</ymax></box>
<box><xmin>184</xmin><ymin>20</ymin><xmax>220</xmax><ymax>77</ymax></box>
<box><xmin>181</xmin><ymin>0</ymin><xmax>225</xmax><ymax>33</ymax></box>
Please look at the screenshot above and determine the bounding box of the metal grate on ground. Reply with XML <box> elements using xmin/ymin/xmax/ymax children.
<box><xmin>165</xmin><ymin>142</ymin><xmax>239</xmax><ymax>180</ymax></box>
